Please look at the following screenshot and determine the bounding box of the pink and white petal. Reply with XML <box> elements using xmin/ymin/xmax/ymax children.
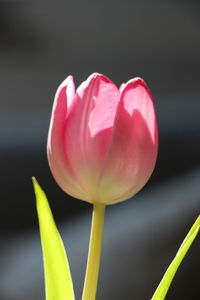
<box><xmin>98</xmin><ymin>78</ymin><xmax>158</xmax><ymax>204</ymax></box>
<box><xmin>64</xmin><ymin>73</ymin><xmax>119</xmax><ymax>201</ymax></box>
<box><xmin>120</xmin><ymin>78</ymin><xmax>158</xmax><ymax>143</ymax></box>
<box><xmin>47</xmin><ymin>76</ymin><xmax>87</xmax><ymax>200</ymax></box>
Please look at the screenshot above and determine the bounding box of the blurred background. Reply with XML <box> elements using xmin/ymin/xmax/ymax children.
<box><xmin>0</xmin><ymin>0</ymin><xmax>200</xmax><ymax>299</ymax></box>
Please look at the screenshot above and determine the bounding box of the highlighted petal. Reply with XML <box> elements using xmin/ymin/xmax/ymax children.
<box><xmin>64</xmin><ymin>73</ymin><xmax>119</xmax><ymax>202</ymax></box>
<box><xmin>98</xmin><ymin>78</ymin><xmax>158</xmax><ymax>204</ymax></box>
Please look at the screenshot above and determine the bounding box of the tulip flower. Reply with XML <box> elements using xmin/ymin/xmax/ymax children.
<box><xmin>47</xmin><ymin>73</ymin><xmax>158</xmax><ymax>205</ymax></box>
<box><xmin>33</xmin><ymin>73</ymin><xmax>199</xmax><ymax>300</ymax></box>
<box><xmin>46</xmin><ymin>73</ymin><xmax>158</xmax><ymax>300</ymax></box>
<box><xmin>33</xmin><ymin>72</ymin><xmax>199</xmax><ymax>300</ymax></box>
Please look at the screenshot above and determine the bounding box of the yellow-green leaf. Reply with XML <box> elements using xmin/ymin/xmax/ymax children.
<box><xmin>32</xmin><ymin>177</ymin><xmax>75</xmax><ymax>300</ymax></box>
<box><xmin>151</xmin><ymin>215</ymin><xmax>200</xmax><ymax>300</ymax></box>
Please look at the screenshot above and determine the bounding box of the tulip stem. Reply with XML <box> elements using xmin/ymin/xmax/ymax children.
<box><xmin>81</xmin><ymin>203</ymin><xmax>106</xmax><ymax>300</ymax></box>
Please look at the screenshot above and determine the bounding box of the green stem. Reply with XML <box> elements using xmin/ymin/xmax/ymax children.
<box><xmin>81</xmin><ymin>203</ymin><xmax>106</xmax><ymax>300</ymax></box>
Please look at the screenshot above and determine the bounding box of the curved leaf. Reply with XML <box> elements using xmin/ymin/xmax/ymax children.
<box><xmin>32</xmin><ymin>177</ymin><xmax>75</xmax><ymax>300</ymax></box>
<box><xmin>151</xmin><ymin>215</ymin><xmax>200</xmax><ymax>300</ymax></box>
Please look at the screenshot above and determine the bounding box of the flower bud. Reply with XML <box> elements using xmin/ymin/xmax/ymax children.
<box><xmin>47</xmin><ymin>73</ymin><xmax>158</xmax><ymax>204</ymax></box>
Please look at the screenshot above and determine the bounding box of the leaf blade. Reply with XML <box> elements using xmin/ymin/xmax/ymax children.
<box><xmin>32</xmin><ymin>177</ymin><xmax>75</xmax><ymax>300</ymax></box>
<box><xmin>177</xmin><ymin>215</ymin><xmax>200</xmax><ymax>253</ymax></box>
<box><xmin>151</xmin><ymin>216</ymin><xmax>200</xmax><ymax>300</ymax></box>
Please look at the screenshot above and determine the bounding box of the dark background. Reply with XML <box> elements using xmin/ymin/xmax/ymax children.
<box><xmin>0</xmin><ymin>1</ymin><xmax>199</xmax><ymax>299</ymax></box>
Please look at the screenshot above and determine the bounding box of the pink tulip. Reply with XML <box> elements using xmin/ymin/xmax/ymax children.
<box><xmin>47</xmin><ymin>73</ymin><xmax>158</xmax><ymax>205</ymax></box>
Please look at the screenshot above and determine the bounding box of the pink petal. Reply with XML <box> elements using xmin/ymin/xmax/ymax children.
<box><xmin>64</xmin><ymin>73</ymin><xmax>119</xmax><ymax>202</ymax></box>
<box><xmin>98</xmin><ymin>78</ymin><xmax>158</xmax><ymax>204</ymax></box>
<box><xmin>47</xmin><ymin>76</ymin><xmax>87</xmax><ymax>200</ymax></box>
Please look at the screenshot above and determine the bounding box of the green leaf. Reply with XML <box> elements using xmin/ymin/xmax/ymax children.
<box><xmin>151</xmin><ymin>215</ymin><xmax>200</xmax><ymax>300</ymax></box>
<box><xmin>32</xmin><ymin>177</ymin><xmax>75</xmax><ymax>300</ymax></box>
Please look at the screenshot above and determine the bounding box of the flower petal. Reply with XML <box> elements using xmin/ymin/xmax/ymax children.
<box><xmin>64</xmin><ymin>73</ymin><xmax>119</xmax><ymax>202</ymax></box>
<box><xmin>98</xmin><ymin>78</ymin><xmax>158</xmax><ymax>204</ymax></box>
<box><xmin>47</xmin><ymin>76</ymin><xmax>87</xmax><ymax>200</ymax></box>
